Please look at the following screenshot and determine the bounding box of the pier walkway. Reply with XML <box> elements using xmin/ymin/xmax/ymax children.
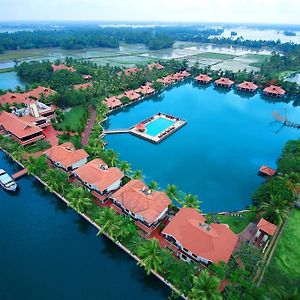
<box><xmin>273</xmin><ymin>111</ymin><xmax>300</xmax><ymax>129</ymax></box>
<box><xmin>103</xmin><ymin>128</ymin><xmax>131</xmax><ymax>134</ymax></box>
<box><xmin>12</xmin><ymin>168</ymin><xmax>28</xmax><ymax>180</ymax></box>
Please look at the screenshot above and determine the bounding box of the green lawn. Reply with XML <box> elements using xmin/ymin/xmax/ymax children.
<box><xmin>209</xmin><ymin>211</ymin><xmax>257</xmax><ymax>234</ymax></box>
<box><xmin>261</xmin><ymin>209</ymin><xmax>300</xmax><ymax>297</ymax></box>
<box><xmin>57</xmin><ymin>105</ymin><xmax>85</xmax><ymax>131</ymax></box>
<box><xmin>196</xmin><ymin>52</ymin><xmax>237</xmax><ymax>60</ymax></box>
<box><xmin>245</xmin><ymin>54</ymin><xmax>270</xmax><ymax>68</ymax></box>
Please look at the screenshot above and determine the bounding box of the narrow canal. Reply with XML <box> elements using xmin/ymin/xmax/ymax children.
<box><xmin>0</xmin><ymin>151</ymin><xmax>170</xmax><ymax>300</ymax></box>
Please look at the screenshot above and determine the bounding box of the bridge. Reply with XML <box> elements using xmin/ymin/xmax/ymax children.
<box><xmin>12</xmin><ymin>168</ymin><xmax>28</xmax><ymax>180</ymax></box>
<box><xmin>102</xmin><ymin>128</ymin><xmax>132</xmax><ymax>134</ymax></box>
<box><xmin>272</xmin><ymin>111</ymin><xmax>300</xmax><ymax>129</ymax></box>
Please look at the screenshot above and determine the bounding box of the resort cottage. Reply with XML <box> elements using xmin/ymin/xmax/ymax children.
<box><xmin>52</xmin><ymin>64</ymin><xmax>76</xmax><ymax>72</ymax></box>
<box><xmin>0</xmin><ymin>111</ymin><xmax>44</xmax><ymax>146</ymax></box>
<box><xmin>73</xmin><ymin>158</ymin><xmax>124</xmax><ymax>201</ymax></box>
<box><xmin>214</xmin><ymin>77</ymin><xmax>234</xmax><ymax>88</ymax></box>
<box><xmin>162</xmin><ymin>208</ymin><xmax>238</xmax><ymax>265</ymax></box>
<box><xmin>73</xmin><ymin>82</ymin><xmax>93</xmax><ymax>90</ymax></box>
<box><xmin>123</xmin><ymin>90</ymin><xmax>141</xmax><ymax>101</ymax></box>
<box><xmin>263</xmin><ymin>85</ymin><xmax>286</xmax><ymax>97</ymax></box>
<box><xmin>118</xmin><ymin>67</ymin><xmax>139</xmax><ymax>76</ymax></box>
<box><xmin>254</xmin><ymin>218</ymin><xmax>277</xmax><ymax>246</ymax></box>
<box><xmin>147</xmin><ymin>63</ymin><xmax>165</xmax><ymax>71</ymax></box>
<box><xmin>103</xmin><ymin>96</ymin><xmax>123</xmax><ymax>110</ymax></box>
<box><xmin>259</xmin><ymin>165</ymin><xmax>276</xmax><ymax>177</ymax></box>
<box><xmin>136</xmin><ymin>85</ymin><xmax>155</xmax><ymax>96</ymax></box>
<box><xmin>195</xmin><ymin>74</ymin><xmax>213</xmax><ymax>84</ymax></box>
<box><xmin>110</xmin><ymin>179</ymin><xmax>171</xmax><ymax>235</ymax></box>
<box><xmin>157</xmin><ymin>75</ymin><xmax>175</xmax><ymax>85</ymax></box>
<box><xmin>44</xmin><ymin>142</ymin><xmax>88</xmax><ymax>172</ymax></box>
<box><xmin>237</xmin><ymin>81</ymin><xmax>258</xmax><ymax>93</ymax></box>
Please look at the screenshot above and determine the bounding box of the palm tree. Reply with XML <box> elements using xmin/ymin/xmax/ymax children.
<box><xmin>271</xmin><ymin>287</ymin><xmax>299</xmax><ymax>300</ymax></box>
<box><xmin>12</xmin><ymin>148</ymin><xmax>25</xmax><ymax>162</ymax></box>
<box><xmin>166</xmin><ymin>184</ymin><xmax>180</xmax><ymax>202</ymax></box>
<box><xmin>67</xmin><ymin>187</ymin><xmax>92</xmax><ymax>213</ymax></box>
<box><xmin>189</xmin><ymin>270</ymin><xmax>222</xmax><ymax>300</ymax></box>
<box><xmin>182</xmin><ymin>193</ymin><xmax>202</xmax><ymax>210</ymax></box>
<box><xmin>115</xmin><ymin>216</ymin><xmax>137</xmax><ymax>242</ymax></box>
<box><xmin>119</xmin><ymin>161</ymin><xmax>132</xmax><ymax>175</ymax></box>
<box><xmin>26</xmin><ymin>155</ymin><xmax>48</xmax><ymax>176</ymax></box>
<box><xmin>95</xmin><ymin>207</ymin><xmax>119</xmax><ymax>238</ymax></box>
<box><xmin>44</xmin><ymin>169</ymin><xmax>69</xmax><ymax>194</ymax></box>
<box><xmin>132</xmin><ymin>169</ymin><xmax>144</xmax><ymax>180</ymax></box>
<box><xmin>137</xmin><ymin>238</ymin><xmax>162</xmax><ymax>275</ymax></box>
<box><xmin>106</xmin><ymin>149</ymin><xmax>120</xmax><ymax>167</ymax></box>
<box><xmin>148</xmin><ymin>180</ymin><xmax>158</xmax><ymax>191</ymax></box>
<box><xmin>260</xmin><ymin>195</ymin><xmax>289</xmax><ymax>225</ymax></box>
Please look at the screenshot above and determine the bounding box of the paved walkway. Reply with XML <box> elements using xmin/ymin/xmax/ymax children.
<box><xmin>43</xmin><ymin>125</ymin><xmax>63</xmax><ymax>146</ymax></box>
<box><xmin>82</xmin><ymin>106</ymin><xmax>96</xmax><ymax>146</ymax></box>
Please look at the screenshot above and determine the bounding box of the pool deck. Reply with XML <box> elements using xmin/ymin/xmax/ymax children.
<box><xmin>131</xmin><ymin>113</ymin><xmax>187</xmax><ymax>144</ymax></box>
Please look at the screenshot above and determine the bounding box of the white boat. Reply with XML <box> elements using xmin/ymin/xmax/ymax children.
<box><xmin>0</xmin><ymin>169</ymin><xmax>17</xmax><ymax>192</ymax></box>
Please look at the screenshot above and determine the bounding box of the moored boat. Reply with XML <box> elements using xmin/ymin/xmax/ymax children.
<box><xmin>0</xmin><ymin>169</ymin><xmax>17</xmax><ymax>192</ymax></box>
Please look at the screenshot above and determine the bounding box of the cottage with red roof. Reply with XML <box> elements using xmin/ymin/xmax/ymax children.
<box><xmin>136</xmin><ymin>85</ymin><xmax>155</xmax><ymax>96</ymax></box>
<box><xmin>123</xmin><ymin>90</ymin><xmax>141</xmax><ymax>101</ymax></box>
<box><xmin>73</xmin><ymin>82</ymin><xmax>93</xmax><ymax>90</ymax></box>
<box><xmin>162</xmin><ymin>208</ymin><xmax>238</xmax><ymax>264</ymax></box>
<box><xmin>259</xmin><ymin>165</ymin><xmax>276</xmax><ymax>177</ymax></box>
<box><xmin>215</xmin><ymin>77</ymin><xmax>234</xmax><ymax>88</ymax></box>
<box><xmin>44</xmin><ymin>142</ymin><xmax>88</xmax><ymax>172</ymax></box>
<box><xmin>110</xmin><ymin>179</ymin><xmax>171</xmax><ymax>235</ymax></box>
<box><xmin>0</xmin><ymin>111</ymin><xmax>44</xmax><ymax>146</ymax></box>
<box><xmin>237</xmin><ymin>81</ymin><xmax>258</xmax><ymax>93</ymax></box>
<box><xmin>118</xmin><ymin>67</ymin><xmax>139</xmax><ymax>77</ymax></box>
<box><xmin>157</xmin><ymin>75</ymin><xmax>175</xmax><ymax>85</ymax></box>
<box><xmin>263</xmin><ymin>85</ymin><xmax>285</xmax><ymax>97</ymax></box>
<box><xmin>195</xmin><ymin>74</ymin><xmax>212</xmax><ymax>84</ymax></box>
<box><xmin>254</xmin><ymin>218</ymin><xmax>277</xmax><ymax>244</ymax></box>
<box><xmin>52</xmin><ymin>64</ymin><xmax>76</xmax><ymax>72</ymax></box>
<box><xmin>147</xmin><ymin>63</ymin><xmax>165</xmax><ymax>71</ymax></box>
<box><xmin>73</xmin><ymin>159</ymin><xmax>124</xmax><ymax>198</ymax></box>
<box><xmin>103</xmin><ymin>96</ymin><xmax>123</xmax><ymax>110</ymax></box>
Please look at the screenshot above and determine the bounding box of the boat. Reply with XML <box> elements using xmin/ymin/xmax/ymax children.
<box><xmin>0</xmin><ymin>169</ymin><xmax>18</xmax><ymax>192</ymax></box>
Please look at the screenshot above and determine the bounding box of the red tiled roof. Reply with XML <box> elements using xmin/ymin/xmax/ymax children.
<box><xmin>104</xmin><ymin>96</ymin><xmax>122</xmax><ymax>109</ymax></box>
<box><xmin>195</xmin><ymin>74</ymin><xmax>212</xmax><ymax>82</ymax></box>
<box><xmin>123</xmin><ymin>90</ymin><xmax>140</xmax><ymax>101</ymax></box>
<box><xmin>0</xmin><ymin>86</ymin><xmax>55</xmax><ymax>106</ymax></box>
<box><xmin>111</xmin><ymin>179</ymin><xmax>171</xmax><ymax>225</ymax></box>
<box><xmin>263</xmin><ymin>85</ymin><xmax>285</xmax><ymax>95</ymax></box>
<box><xmin>0</xmin><ymin>111</ymin><xmax>43</xmax><ymax>139</ymax></box>
<box><xmin>118</xmin><ymin>67</ymin><xmax>139</xmax><ymax>76</ymax></box>
<box><xmin>257</xmin><ymin>218</ymin><xmax>277</xmax><ymax>236</ymax></box>
<box><xmin>73</xmin><ymin>82</ymin><xmax>93</xmax><ymax>90</ymax></box>
<box><xmin>162</xmin><ymin>208</ymin><xmax>238</xmax><ymax>263</ymax></box>
<box><xmin>52</xmin><ymin>64</ymin><xmax>76</xmax><ymax>72</ymax></box>
<box><xmin>237</xmin><ymin>81</ymin><xmax>258</xmax><ymax>91</ymax></box>
<box><xmin>147</xmin><ymin>63</ymin><xmax>165</xmax><ymax>71</ymax></box>
<box><xmin>44</xmin><ymin>142</ymin><xmax>88</xmax><ymax>169</ymax></box>
<box><xmin>157</xmin><ymin>75</ymin><xmax>174</xmax><ymax>85</ymax></box>
<box><xmin>259</xmin><ymin>165</ymin><xmax>276</xmax><ymax>176</ymax></box>
<box><xmin>215</xmin><ymin>77</ymin><xmax>234</xmax><ymax>86</ymax></box>
<box><xmin>136</xmin><ymin>85</ymin><xmax>155</xmax><ymax>95</ymax></box>
<box><xmin>135</xmin><ymin>123</ymin><xmax>145</xmax><ymax>131</ymax></box>
<box><xmin>74</xmin><ymin>158</ymin><xmax>124</xmax><ymax>192</ymax></box>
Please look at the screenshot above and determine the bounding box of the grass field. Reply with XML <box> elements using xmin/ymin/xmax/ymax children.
<box><xmin>245</xmin><ymin>54</ymin><xmax>270</xmax><ymax>68</ymax></box>
<box><xmin>209</xmin><ymin>211</ymin><xmax>257</xmax><ymax>234</ymax></box>
<box><xmin>0</xmin><ymin>48</ymin><xmax>54</xmax><ymax>62</ymax></box>
<box><xmin>261</xmin><ymin>209</ymin><xmax>300</xmax><ymax>297</ymax></box>
<box><xmin>196</xmin><ymin>52</ymin><xmax>237</xmax><ymax>60</ymax></box>
<box><xmin>57</xmin><ymin>105</ymin><xmax>85</xmax><ymax>131</ymax></box>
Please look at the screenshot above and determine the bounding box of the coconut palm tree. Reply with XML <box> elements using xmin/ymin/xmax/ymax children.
<box><xmin>119</xmin><ymin>161</ymin><xmax>132</xmax><ymax>175</ymax></box>
<box><xmin>137</xmin><ymin>238</ymin><xmax>162</xmax><ymax>275</ymax></box>
<box><xmin>189</xmin><ymin>270</ymin><xmax>222</xmax><ymax>300</ymax></box>
<box><xmin>166</xmin><ymin>184</ymin><xmax>180</xmax><ymax>202</ymax></box>
<box><xmin>95</xmin><ymin>207</ymin><xmax>119</xmax><ymax>238</ymax></box>
<box><xmin>44</xmin><ymin>169</ymin><xmax>69</xmax><ymax>194</ymax></box>
<box><xmin>260</xmin><ymin>195</ymin><xmax>289</xmax><ymax>225</ymax></box>
<box><xmin>148</xmin><ymin>180</ymin><xmax>158</xmax><ymax>191</ymax></box>
<box><xmin>132</xmin><ymin>169</ymin><xmax>144</xmax><ymax>180</ymax></box>
<box><xmin>182</xmin><ymin>193</ymin><xmax>202</xmax><ymax>211</ymax></box>
<box><xmin>26</xmin><ymin>155</ymin><xmax>48</xmax><ymax>176</ymax></box>
<box><xmin>67</xmin><ymin>187</ymin><xmax>92</xmax><ymax>213</ymax></box>
<box><xmin>115</xmin><ymin>216</ymin><xmax>137</xmax><ymax>242</ymax></box>
<box><xmin>106</xmin><ymin>149</ymin><xmax>120</xmax><ymax>167</ymax></box>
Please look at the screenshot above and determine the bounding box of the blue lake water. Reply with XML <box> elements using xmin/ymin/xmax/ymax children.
<box><xmin>105</xmin><ymin>82</ymin><xmax>300</xmax><ymax>213</ymax></box>
<box><xmin>0</xmin><ymin>151</ymin><xmax>169</xmax><ymax>300</ymax></box>
<box><xmin>0</xmin><ymin>71</ymin><xmax>27</xmax><ymax>90</ymax></box>
<box><xmin>146</xmin><ymin>117</ymin><xmax>175</xmax><ymax>136</ymax></box>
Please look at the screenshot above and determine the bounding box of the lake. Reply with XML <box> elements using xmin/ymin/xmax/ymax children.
<box><xmin>0</xmin><ymin>151</ymin><xmax>170</xmax><ymax>300</ymax></box>
<box><xmin>104</xmin><ymin>81</ymin><xmax>300</xmax><ymax>213</ymax></box>
<box><xmin>0</xmin><ymin>71</ymin><xmax>27</xmax><ymax>90</ymax></box>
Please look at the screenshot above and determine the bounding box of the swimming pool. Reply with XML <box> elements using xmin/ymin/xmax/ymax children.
<box><xmin>146</xmin><ymin>117</ymin><xmax>175</xmax><ymax>136</ymax></box>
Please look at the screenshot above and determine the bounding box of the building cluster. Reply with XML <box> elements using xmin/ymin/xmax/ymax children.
<box><xmin>0</xmin><ymin>86</ymin><xmax>56</xmax><ymax>145</ymax></box>
<box><xmin>195</xmin><ymin>74</ymin><xmax>286</xmax><ymax>97</ymax></box>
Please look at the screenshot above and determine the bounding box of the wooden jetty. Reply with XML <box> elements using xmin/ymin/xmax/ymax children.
<box><xmin>12</xmin><ymin>168</ymin><xmax>28</xmax><ymax>180</ymax></box>
<box><xmin>103</xmin><ymin>128</ymin><xmax>131</xmax><ymax>134</ymax></box>
<box><xmin>273</xmin><ymin>111</ymin><xmax>300</xmax><ymax>129</ymax></box>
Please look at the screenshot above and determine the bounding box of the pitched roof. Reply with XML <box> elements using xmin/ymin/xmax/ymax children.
<box><xmin>74</xmin><ymin>158</ymin><xmax>124</xmax><ymax>192</ymax></box>
<box><xmin>73</xmin><ymin>82</ymin><xmax>93</xmax><ymax>90</ymax></box>
<box><xmin>44</xmin><ymin>142</ymin><xmax>88</xmax><ymax>169</ymax></box>
<box><xmin>147</xmin><ymin>63</ymin><xmax>165</xmax><ymax>71</ymax></box>
<box><xmin>157</xmin><ymin>75</ymin><xmax>175</xmax><ymax>84</ymax></box>
<box><xmin>0</xmin><ymin>111</ymin><xmax>42</xmax><ymax>138</ymax></box>
<box><xmin>136</xmin><ymin>85</ymin><xmax>155</xmax><ymax>95</ymax></box>
<box><xmin>52</xmin><ymin>64</ymin><xmax>76</xmax><ymax>72</ymax></box>
<box><xmin>195</xmin><ymin>74</ymin><xmax>212</xmax><ymax>82</ymax></box>
<box><xmin>123</xmin><ymin>90</ymin><xmax>140</xmax><ymax>101</ymax></box>
<box><xmin>162</xmin><ymin>208</ymin><xmax>238</xmax><ymax>263</ymax></box>
<box><xmin>263</xmin><ymin>85</ymin><xmax>285</xmax><ymax>95</ymax></box>
<box><xmin>215</xmin><ymin>77</ymin><xmax>234</xmax><ymax>86</ymax></box>
<box><xmin>259</xmin><ymin>165</ymin><xmax>276</xmax><ymax>176</ymax></box>
<box><xmin>257</xmin><ymin>218</ymin><xmax>277</xmax><ymax>236</ymax></box>
<box><xmin>111</xmin><ymin>179</ymin><xmax>171</xmax><ymax>224</ymax></box>
<box><xmin>237</xmin><ymin>81</ymin><xmax>258</xmax><ymax>90</ymax></box>
<box><xmin>104</xmin><ymin>96</ymin><xmax>122</xmax><ymax>109</ymax></box>
<box><xmin>118</xmin><ymin>67</ymin><xmax>139</xmax><ymax>76</ymax></box>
